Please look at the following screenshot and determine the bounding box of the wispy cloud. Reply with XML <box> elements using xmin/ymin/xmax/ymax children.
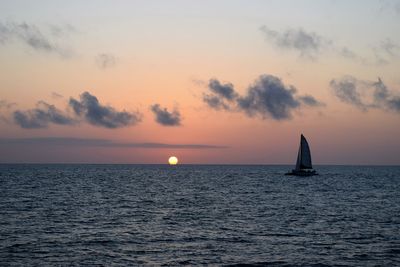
<box><xmin>48</xmin><ymin>23</ymin><xmax>76</xmax><ymax>38</ymax></box>
<box><xmin>150</xmin><ymin>104</ymin><xmax>182</xmax><ymax>126</ymax></box>
<box><xmin>0</xmin><ymin>21</ymin><xmax>75</xmax><ymax>56</ymax></box>
<box><xmin>69</xmin><ymin>92</ymin><xmax>142</xmax><ymax>128</ymax></box>
<box><xmin>51</xmin><ymin>92</ymin><xmax>63</xmax><ymax>99</ymax></box>
<box><xmin>259</xmin><ymin>26</ymin><xmax>329</xmax><ymax>60</ymax></box>
<box><xmin>298</xmin><ymin>95</ymin><xmax>325</xmax><ymax>107</ymax></box>
<box><xmin>372</xmin><ymin>38</ymin><xmax>400</xmax><ymax>65</ymax></box>
<box><xmin>96</xmin><ymin>53</ymin><xmax>117</xmax><ymax>69</ymax></box>
<box><xmin>339</xmin><ymin>47</ymin><xmax>357</xmax><ymax>59</ymax></box>
<box><xmin>259</xmin><ymin>25</ymin><xmax>399</xmax><ymax>65</ymax></box>
<box><xmin>202</xmin><ymin>74</ymin><xmax>324</xmax><ymax>120</ymax></box>
<box><xmin>379</xmin><ymin>0</ymin><xmax>400</xmax><ymax>15</ymax></box>
<box><xmin>0</xmin><ymin>137</ymin><xmax>228</xmax><ymax>149</ymax></box>
<box><xmin>380</xmin><ymin>38</ymin><xmax>400</xmax><ymax>57</ymax></box>
<box><xmin>0</xmin><ymin>100</ymin><xmax>16</xmax><ymax>123</ymax></box>
<box><xmin>0</xmin><ymin>100</ymin><xmax>16</xmax><ymax>110</ymax></box>
<box><xmin>13</xmin><ymin>101</ymin><xmax>76</xmax><ymax>129</ymax></box>
<box><xmin>330</xmin><ymin>76</ymin><xmax>400</xmax><ymax>113</ymax></box>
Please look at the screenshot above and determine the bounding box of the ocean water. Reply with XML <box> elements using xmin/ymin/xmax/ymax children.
<box><xmin>0</xmin><ymin>164</ymin><xmax>399</xmax><ymax>266</ymax></box>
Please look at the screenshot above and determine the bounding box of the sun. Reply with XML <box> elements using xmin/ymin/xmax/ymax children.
<box><xmin>168</xmin><ymin>156</ymin><xmax>178</xmax><ymax>165</ymax></box>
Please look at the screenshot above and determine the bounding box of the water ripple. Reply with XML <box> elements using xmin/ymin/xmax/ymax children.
<box><xmin>0</xmin><ymin>164</ymin><xmax>399</xmax><ymax>266</ymax></box>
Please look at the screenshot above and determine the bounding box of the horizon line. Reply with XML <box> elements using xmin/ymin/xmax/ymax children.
<box><xmin>0</xmin><ymin>163</ymin><xmax>399</xmax><ymax>167</ymax></box>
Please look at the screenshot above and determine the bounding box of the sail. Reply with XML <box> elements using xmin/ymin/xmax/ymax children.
<box><xmin>295</xmin><ymin>134</ymin><xmax>313</xmax><ymax>170</ymax></box>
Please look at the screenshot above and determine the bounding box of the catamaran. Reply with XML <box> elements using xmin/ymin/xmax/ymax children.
<box><xmin>286</xmin><ymin>134</ymin><xmax>318</xmax><ymax>176</ymax></box>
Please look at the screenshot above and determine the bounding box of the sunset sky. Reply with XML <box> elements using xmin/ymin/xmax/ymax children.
<box><xmin>0</xmin><ymin>0</ymin><xmax>399</xmax><ymax>164</ymax></box>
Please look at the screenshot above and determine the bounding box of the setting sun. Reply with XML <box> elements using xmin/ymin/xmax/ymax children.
<box><xmin>168</xmin><ymin>156</ymin><xmax>178</xmax><ymax>165</ymax></box>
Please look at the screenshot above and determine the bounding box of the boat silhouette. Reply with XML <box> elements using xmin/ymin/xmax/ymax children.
<box><xmin>286</xmin><ymin>134</ymin><xmax>318</xmax><ymax>176</ymax></box>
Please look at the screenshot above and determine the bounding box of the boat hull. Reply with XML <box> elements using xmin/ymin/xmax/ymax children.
<box><xmin>285</xmin><ymin>169</ymin><xmax>318</xmax><ymax>176</ymax></box>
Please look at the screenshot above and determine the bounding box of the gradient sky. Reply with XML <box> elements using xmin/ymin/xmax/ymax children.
<box><xmin>0</xmin><ymin>0</ymin><xmax>400</xmax><ymax>164</ymax></box>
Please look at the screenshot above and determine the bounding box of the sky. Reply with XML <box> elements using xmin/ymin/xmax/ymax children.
<box><xmin>0</xmin><ymin>0</ymin><xmax>399</xmax><ymax>164</ymax></box>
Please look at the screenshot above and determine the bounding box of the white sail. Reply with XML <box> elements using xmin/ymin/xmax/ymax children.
<box><xmin>295</xmin><ymin>134</ymin><xmax>313</xmax><ymax>170</ymax></box>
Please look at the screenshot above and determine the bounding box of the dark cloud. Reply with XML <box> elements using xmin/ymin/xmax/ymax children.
<box><xmin>237</xmin><ymin>75</ymin><xmax>301</xmax><ymax>120</ymax></box>
<box><xmin>203</xmin><ymin>74</ymin><xmax>323</xmax><ymax>120</ymax></box>
<box><xmin>260</xmin><ymin>26</ymin><xmax>328</xmax><ymax>59</ymax></box>
<box><xmin>69</xmin><ymin>92</ymin><xmax>141</xmax><ymax>128</ymax></box>
<box><xmin>372</xmin><ymin>78</ymin><xmax>400</xmax><ymax>112</ymax></box>
<box><xmin>1</xmin><ymin>92</ymin><xmax>142</xmax><ymax>129</ymax></box>
<box><xmin>208</xmin><ymin>79</ymin><xmax>237</xmax><ymax>100</ymax></box>
<box><xmin>0</xmin><ymin>137</ymin><xmax>228</xmax><ymax>149</ymax></box>
<box><xmin>330</xmin><ymin>77</ymin><xmax>367</xmax><ymax>110</ymax></box>
<box><xmin>0</xmin><ymin>21</ymin><xmax>73</xmax><ymax>56</ymax></box>
<box><xmin>202</xmin><ymin>94</ymin><xmax>230</xmax><ymax>110</ymax></box>
<box><xmin>13</xmin><ymin>101</ymin><xmax>75</xmax><ymax>129</ymax></box>
<box><xmin>298</xmin><ymin>95</ymin><xmax>325</xmax><ymax>107</ymax></box>
<box><xmin>96</xmin><ymin>53</ymin><xmax>116</xmax><ymax>69</ymax></box>
<box><xmin>386</xmin><ymin>97</ymin><xmax>400</xmax><ymax>112</ymax></box>
<box><xmin>372</xmin><ymin>78</ymin><xmax>390</xmax><ymax>102</ymax></box>
<box><xmin>150</xmin><ymin>104</ymin><xmax>181</xmax><ymax>126</ymax></box>
<box><xmin>201</xmin><ymin>79</ymin><xmax>236</xmax><ymax>111</ymax></box>
<box><xmin>330</xmin><ymin>76</ymin><xmax>400</xmax><ymax>113</ymax></box>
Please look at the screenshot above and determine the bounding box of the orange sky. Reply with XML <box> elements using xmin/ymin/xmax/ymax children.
<box><xmin>1</xmin><ymin>0</ymin><xmax>400</xmax><ymax>164</ymax></box>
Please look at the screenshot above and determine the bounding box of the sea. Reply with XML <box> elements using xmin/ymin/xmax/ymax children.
<box><xmin>0</xmin><ymin>164</ymin><xmax>399</xmax><ymax>266</ymax></box>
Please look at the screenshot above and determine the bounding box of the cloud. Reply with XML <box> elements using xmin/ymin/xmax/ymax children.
<box><xmin>1</xmin><ymin>92</ymin><xmax>142</xmax><ymax>129</ymax></box>
<box><xmin>0</xmin><ymin>100</ymin><xmax>16</xmax><ymax>123</ymax></box>
<box><xmin>330</xmin><ymin>76</ymin><xmax>400</xmax><ymax>113</ymax></box>
<box><xmin>48</xmin><ymin>23</ymin><xmax>76</xmax><ymax>38</ymax></box>
<box><xmin>339</xmin><ymin>47</ymin><xmax>357</xmax><ymax>59</ymax></box>
<box><xmin>202</xmin><ymin>79</ymin><xmax>237</xmax><ymax>111</ymax></box>
<box><xmin>202</xmin><ymin>94</ymin><xmax>230</xmax><ymax>110</ymax></box>
<box><xmin>330</xmin><ymin>76</ymin><xmax>367</xmax><ymax>110</ymax></box>
<box><xmin>96</xmin><ymin>53</ymin><xmax>116</xmax><ymax>69</ymax></box>
<box><xmin>150</xmin><ymin>104</ymin><xmax>182</xmax><ymax>126</ymax></box>
<box><xmin>208</xmin><ymin>79</ymin><xmax>237</xmax><ymax>100</ymax></box>
<box><xmin>69</xmin><ymin>92</ymin><xmax>141</xmax><ymax>128</ymax></box>
<box><xmin>0</xmin><ymin>100</ymin><xmax>16</xmax><ymax>110</ymax></box>
<box><xmin>380</xmin><ymin>38</ymin><xmax>400</xmax><ymax>57</ymax></box>
<box><xmin>340</xmin><ymin>39</ymin><xmax>400</xmax><ymax>66</ymax></box>
<box><xmin>379</xmin><ymin>0</ymin><xmax>400</xmax><ymax>15</ymax></box>
<box><xmin>236</xmin><ymin>75</ymin><xmax>301</xmax><ymax>120</ymax></box>
<box><xmin>0</xmin><ymin>137</ymin><xmax>228</xmax><ymax>149</ymax></box>
<box><xmin>51</xmin><ymin>92</ymin><xmax>63</xmax><ymax>99</ymax></box>
<box><xmin>0</xmin><ymin>21</ymin><xmax>73</xmax><ymax>56</ymax></box>
<box><xmin>13</xmin><ymin>101</ymin><xmax>75</xmax><ymax>129</ymax></box>
<box><xmin>298</xmin><ymin>95</ymin><xmax>325</xmax><ymax>107</ymax></box>
<box><xmin>338</xmin><ymin>46</ymin><xmax>370</xmax><ymax>65</ymax></box>
<box><xmin>259</xmin><ymin>25</ymin><xmax>397</xmax><ymax>65</ymax></box>
<box><xmin>371</xmin><ymin>38</ymin><xmax>400</xmax><ymax>65</ymax></box>
<box><xmin>260</xmin><ymin>26</ymin><xmax>328</xmax><ymax>59</ymax></box>
<box><xmin>202</xmin><ymin>74</ymin><xmax>323</xmax><ymax>120</ymax></box>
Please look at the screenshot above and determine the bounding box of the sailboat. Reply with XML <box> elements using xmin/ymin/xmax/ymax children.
<box><xmin>285</xmin><ymin>134</ymin><xmax>318</xmax><ymax>176</ymax></box>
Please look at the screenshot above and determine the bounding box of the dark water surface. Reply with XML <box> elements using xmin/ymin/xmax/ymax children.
<box><xmin>0</xmin><ymin>164</ymin><xmax>399</xmax><ymax>266</ymax></box>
